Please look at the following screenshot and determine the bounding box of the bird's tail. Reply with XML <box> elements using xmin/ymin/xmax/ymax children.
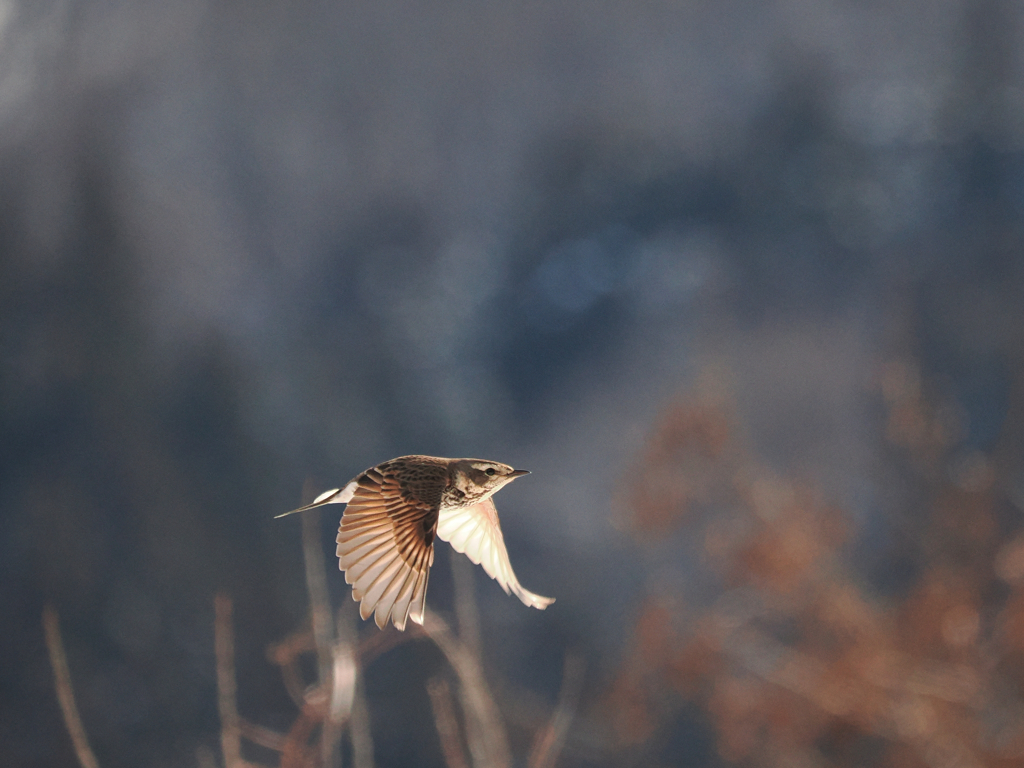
<box><xmin>274</xmin><ymin>481</ymin><xmax>357</xmax><ymax>518</ymax></box>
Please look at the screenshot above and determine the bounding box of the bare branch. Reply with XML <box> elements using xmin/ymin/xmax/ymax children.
<box><xmin>42</xmin><ymin>605</ymin><xmax>101</xmax><ymax>768</ymax></box>
<box><xmin>214</xmin><ymin>592</ymin><xmax>243</xmax><ymax>768</ymax></box>
<box><xmin>338</xmin><ymin>604</ymin><xmax>375</xmax><ymax>768</ymax></box>
<box><xmin>349</xmin><ymin>677</ymin><xmax>376</xmax><ymax>768</ymax></box>
<box><xmin>427</xmin><ymin>677</ymin><xmax>470</xmax><ymax>768</ymax></box>
<box><xmin>355</xmin><ymin>624</ymin><xmax>412</xmax><ymax>666</ymax></box>
<box><xmin>238</xmin><ymin>719</ymin><xmax>288</xmax><ymax>752</ymax></box>
<box><xmin>267</xmin><ymin>629</ymin><xmax>316</xmax><ymax>708</ymax></box>
<box><xmin>300</xmin><ymin>489</ymin><xmax>335</xmax><ymax>676</ymax></box>
<box><xmin>421</xmin><ymin>611</ymin><xmax>510</xmax><ymax>768</ymax></box>
<box><xmin>450</xmin><ymin>553</ymin><xmax>481</xmax><ymax>661</ymax></box>
<box><xmin>528</xmin><ymin>652</ymin><xmax>586</xmax><ymax>768</ymax></box>
<box><xmin>280</xmin><ymin>702</ymin><xmax>320</xmax><ymax>768</ymax></box>
<box><xmin>300</xmin><ymin>481</ymin><xmax>344</xmax><ymax>766</ymax></box>
<box><xmin>329</xmin><ymin>640</ymin><xmax>357</xmax><ymax>723</ymax></box>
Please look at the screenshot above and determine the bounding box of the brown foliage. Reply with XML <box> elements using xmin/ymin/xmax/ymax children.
<box><xmin>604</xmin><ymin>358</ymin><xmax>1024</xmax><ymax>766</ymax></box>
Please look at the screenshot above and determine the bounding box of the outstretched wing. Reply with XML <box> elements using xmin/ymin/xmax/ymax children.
<box><xmin>335</xmin><ymin>466</ymin><xmax>438</xmax><ymax>630</ymax></box>
<box><xmin>436</xmin><ymin>499</ymin><xmax>554</xmax><ymax>610</ymax></box>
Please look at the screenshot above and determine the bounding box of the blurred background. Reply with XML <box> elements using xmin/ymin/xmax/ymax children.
<box><xmin>3</xmin><ymin>0</ymin><xmax>1024</xmax><ymax>766</ymax></box>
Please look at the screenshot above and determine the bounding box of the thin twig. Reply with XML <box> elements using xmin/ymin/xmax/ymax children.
<box><xmin>42</xmin><ymin>605</ymin><xmax>101</xmax><ymax>768</ymax></box>
<box><xmin>528</xmin><ymin>652</ymin><xmax>586</xmax><ymax>768</ymax></box>
<box><xmin>427</xmin><ymin>677</ymin><xmax>470</xmax><ymax>768</ymax></box>
<box><xmin>449</xmin><ymin>554</ymin><xmax>485</xmax><ymax>768</ymax></box>
<box><xmin>300</xmin><ymin>480</ymin><xmax>343</xmax><ymax>766</ymax></box>
<box><xmin>214</xmin><ymin>592</ymin><xmax>243</xmax><ymax>768</ymax></box>
<box><xmin>267</xmin><ymin>619</ymin><xmax>416</xmax><ymax>707</ymax></box>
<box><xmin>356</xmin><ymin>624</ymin><xmax>414</xmax><ymax>666</ymax></box>
<box><xmin>422</xmin><ymin>611</ymin><xmax>510</xmax><ymax>768</ymax></box>
<box><xmin>281</xmin><ymin>702</ymin><xmax>320</xmax><ymax>768</ymax></box>
<box><xmin>267</xmin><ymin>628</ymin><xmax>317</xmax><ymax>708</ymax></box>
<box><xmin>238</xmin><ymin>719</ymin><xmax>288</xmax><ymax>752</ymax></box>
<box><xmin>301</xmin><ymin>489</ymin><xmax>335</xmax><ymax>671</ymax></box>
<box><xmin>349</xmin><ymin>676</ymin><xmax>376</xmax><ymax>768</ymax></box>
<box><xmin>338</xmin><ymin>603</ymin><xmax>375</xmax><ymax>768</ymax></box>
<box><xmin>451</xmin><ymin>553</ymin><xmax>481</xmax><ymax>661</ymax></box>
<box><xmin>448</xmin><ymin>548</ymin><xmax>483</xmax><ymax>765</ymax></box>
<box><xmin>329</xmin><ymin>641</ymin><xmax>357</xmax><ymax>723</ymax></box>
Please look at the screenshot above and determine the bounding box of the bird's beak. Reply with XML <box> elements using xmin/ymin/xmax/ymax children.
<box><xmin>509</xmin><ymin>469</ymin><xmax>530</xmax><ymax>478</ymax></box>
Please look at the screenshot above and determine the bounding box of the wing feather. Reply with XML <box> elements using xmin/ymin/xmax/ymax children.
<box><xmin>356</xmin><ymin>556</ymin><xmax>404</xmax><ymax>621</ymax></box>
<box><xmin>367</xmin><ymin>560</ymin><xmax>409</xmax><ymax>628</ymax></box>
<box><xmin>437</xmin><ymin>498</ymin><xmax>554</xmax><ymax>610</ymax></box>
<box><xmin>333</xmin><ymin>461</ymin><xmax>441</xmax><ymax>630</ymax></box>
<box><xmin>409</xmin><ymin>564</ymin><xmax>430</xmax><ymax>625</ymax></box>
<box><xmin>390</xmin><ymin>567</ymin><xmax>419</xmax><ymax>631</ymax></box>
<box><xmin>376</xmin><ymin>565</ymin><xmax>417</xmax><ymax>630</ymax></box>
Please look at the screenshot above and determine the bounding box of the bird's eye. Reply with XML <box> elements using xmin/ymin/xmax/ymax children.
<box><xmin>485</xmin><ymin>468</ymin><xmax>496</xmax><ymax>476</ymax></box>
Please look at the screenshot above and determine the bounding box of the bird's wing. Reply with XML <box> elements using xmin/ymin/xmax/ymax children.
<box><xmin>336</xmin><ymin>466</ymin><xmax>437</xmax><ymax>630</ymax></box>
<box><xmin>436</xmin><ymin>499</ymin><xmax>554</xmax><ymax>610</ymax></box>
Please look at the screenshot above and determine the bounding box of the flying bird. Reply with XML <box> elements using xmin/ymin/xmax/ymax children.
<box><xmin>276</xmin><ymin>455</ymin><xmax>555</xmax><ymax>630</ymax></box>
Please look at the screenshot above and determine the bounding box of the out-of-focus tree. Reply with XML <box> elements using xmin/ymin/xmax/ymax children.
<box><xmin>602</xmin><ymin>357</ymin><xmax>1024</xmax><ymax>767</ymax></box>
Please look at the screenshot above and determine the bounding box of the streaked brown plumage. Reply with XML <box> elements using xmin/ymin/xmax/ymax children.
<box><xmin>276</xmin><ymin>455</ymin><xmax>555</xmax><ymax>630</ymax></box>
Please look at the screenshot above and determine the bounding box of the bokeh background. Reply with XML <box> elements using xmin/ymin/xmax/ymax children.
<box><xmin>3</xmin><ymin>0</ymin><xmax>1024</xmax><ymax>766</ymax></box>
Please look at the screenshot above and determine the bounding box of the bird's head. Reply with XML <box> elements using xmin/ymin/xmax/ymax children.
<box><xmin>450</xmin><ymin>459</ymin><xmax>529</xmax><ymax>502</ymax></box>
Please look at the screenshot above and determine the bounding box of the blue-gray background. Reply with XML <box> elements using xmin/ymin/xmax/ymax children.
<box><xmin>2</xmin><ymin>1</ymin><xmax>1023</xmax><ymax>766</ymax></box>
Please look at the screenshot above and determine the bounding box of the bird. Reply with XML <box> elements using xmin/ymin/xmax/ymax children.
<box><xmin>276</xmin><ymin>455</ymin><xmax>555</xmax><ymax>630</ymax></box>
